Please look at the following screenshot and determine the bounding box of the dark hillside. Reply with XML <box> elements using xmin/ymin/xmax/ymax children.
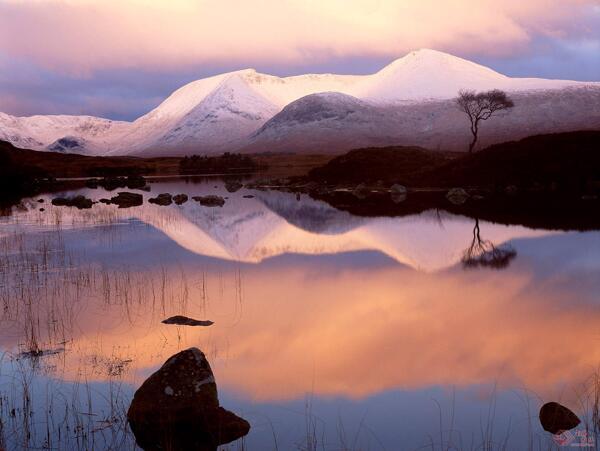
<box><xmin>420</xmin><ymin>131</ymin><xmax>600</xmax><ymax>191</ymax></box>
<box><xmin>1</xmin><ymin>142</ymin><xmax>181</xmax><ymax>177</ymax></box>
<box><xmin>308</xmin><ymin>146</ymin><xmax>459</xmax><ymax>184</ymax></box>
<box><xmin>306</xmin><ymin>131</ymin><xmax>600</xmax><ymax>193</ymax></box>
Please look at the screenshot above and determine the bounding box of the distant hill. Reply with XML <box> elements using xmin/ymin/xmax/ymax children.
<box><xmin>0</xmin><ymin>140</ymin><xmax>180</xmax><ymax>178</ymax></box>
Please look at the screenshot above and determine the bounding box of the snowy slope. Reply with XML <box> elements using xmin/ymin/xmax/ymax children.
<box><xmin>1</xmin><ymin>49</ymin><xmax>597</xmax><ymax>156</ymax></box>
<box><xmin>0</xmin><ymin>112</ymin><xmax>129</xmax><ymax>155</ymax></box>
<box><xmin>244</xmin><ymin>85</ymin><xmax>600</xmax><ymax>153</ymax></box>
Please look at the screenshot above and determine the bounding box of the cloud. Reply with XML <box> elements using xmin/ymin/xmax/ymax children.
<box><xmin>0</xmin><ymin>1</ymin><xmax>597</xmax><ymax>119</ymax></box>
<box><xmin>0</xmin><ymin>0</ymin><xmax>597</xmax><ymax>75</ymax></box>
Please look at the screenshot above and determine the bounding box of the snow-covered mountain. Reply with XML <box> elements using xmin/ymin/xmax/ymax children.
<box><xmin>1</xmin><ymin>49</ymin><xmax>598</xmax><ymax>156</ymax></box>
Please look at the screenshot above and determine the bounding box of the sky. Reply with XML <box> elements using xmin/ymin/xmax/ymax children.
<box><xmin>0</xmin><ymin>0</ymin><xmax>599</xmax><ymax>120</ymax></box>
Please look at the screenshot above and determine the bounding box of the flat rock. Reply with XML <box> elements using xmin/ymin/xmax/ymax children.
<box><xmin>51</xmin><ymin>195</ymin><xmax>93</xmax><ymax>209</ymax></box>
<box><xmin>106</xmin><ymin>192</ymin><xmax>143</xmax><ymax>208</ymax></box>
<box><xmin>162</xmin><ymin>315</ymin><xmax>214</xmax><ymax>327</ymax></box>
<box><xmin>192</xmin><ymin>195</ymin><xmax>225</xmax><ymax>207</ymax></box>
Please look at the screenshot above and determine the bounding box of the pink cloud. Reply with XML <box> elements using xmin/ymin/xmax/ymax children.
<box><xmin>0</xmin><ymin>0</ymin><xmax>597</xmax><ymax>75</ymax></box>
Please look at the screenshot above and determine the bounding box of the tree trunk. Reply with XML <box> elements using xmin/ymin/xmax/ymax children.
<box><xmin>468</xmin><ymin>126</ymin><xmax>478</xmax><ymax>153</ymax></box>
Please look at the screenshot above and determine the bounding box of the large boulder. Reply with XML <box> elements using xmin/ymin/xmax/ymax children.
<box><xmin>539</xmin><ymin>402</ymin><xmax>580</xmax><ymax>434</ymax></box>
<box><xmin>127</xmin><ymin>348</ymin><xmax>249</xmax><ymax>451</ymax></box>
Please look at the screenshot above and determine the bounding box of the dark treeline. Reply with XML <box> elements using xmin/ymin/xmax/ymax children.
<box><xmin>0</xmin><ymin>144</ymin><xmax>49</xmax><ymax>208</ymax></box>
<box><xmin>179</xmin><ymin>153</ymin><xmax>263</xmax><ymax>175</ymax></box>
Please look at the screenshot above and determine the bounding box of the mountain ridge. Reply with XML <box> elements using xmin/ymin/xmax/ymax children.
<box><xmin>1</xmin><ymin>49</ymin><xmax>598</xmax><ymax>156</ymax></box>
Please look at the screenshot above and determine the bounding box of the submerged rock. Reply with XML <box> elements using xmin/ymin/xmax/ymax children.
<box><xmin>390</xmin><ymin>184</ymin><xmax>408</xmax><ymax>203</ymax></box>
<box><xmin>446</xmin><ymin>188</ymin><xmax>470</xmax><ymax>205</ymax></box>
<box><xmin>162</xmin><ymin>315</ymin><xmax>214</xmax><ymax>327</ymax></box>
<box><xmin>51</xmin><ymin>195</ymin><xmax>93</xmax><ymax>209</ymax></box>
<box><xmin>390</xmin><ymin>184</ymin><xmax>407</xmax><ymax>194</ymax></box>
<box><xmin>106</xmin><ymin>192</ymin><xmax>143</xmax><ymax>208</ymax></box>
<box><xmin>149</xmin><ymin>193</ymin><xmax>173</xmax><ymax>206</ymax></box>
<box><xmin>173</xmin><ymin>194</ymin><xmax>188</xmax><ymax>205</ymax></box>
<box><xmin>127</xmin><ymin>348</ymin><xmax>250</xmax><ymax>451</ymax></box>
<box><xmin>539</xmin><ymin>402</ymin><xmax>580</xmax><ymax>434</ymax></box>
<box><xmin>193</xmin><ymin>195</ymin><xmax>226</xmax><ymax>207</ymax></box>
<box><xmin>225</xmin><ymin>181</ymin><xmax>243</xmax><ymax>193</ymax></box>
<box><xmin>352</xmin><ymin>183</ymin><xmax>370</xmax><ymax>199</ymax></box>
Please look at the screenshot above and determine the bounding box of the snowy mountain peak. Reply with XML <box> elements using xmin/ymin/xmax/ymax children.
<box><xmin>356</xmin><ymin>49</ymin><xmax>511</xmax><ymax>102</ymax></box>
<box><xmin>382</xmin><ymin>48</ymin><xmax>505</xmax><ymax>78</ymax></box>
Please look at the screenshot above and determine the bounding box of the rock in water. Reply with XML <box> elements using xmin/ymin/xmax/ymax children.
<box><xmin>352</xmin><ymin>183</ymin><xmax>370</xmax><ymax>199</ymax></box>
<box><xmin>51</xmin><ymin>195</ymin><xmax>93</xmax><ymax>209</ymax></box>
<box><xmin>107</xmin><ymin>192</ymin><xmax>143</xmax><ymax>208</ymax></box>
<box><xmin>192</xmin><ymin>195</ymin><xmax>226</xmax><ymax>207</ymax></box>
<box><xmin>126</xmin><ymin>175</ymin><xmax>147</xmax><ymax>189</ymax></box>
<box><xmin>173</xmin><ymin>194</ymin><xmax>188</xmax><ymax>205</ymax></box>
<box><xmin>539</xmin><ymin>402</ymin><xmax>580</xmax><ymax>434</ymax></box>
<box><xmin>149</xmin><ymin>193</ymin><xmax>173</xmax><ymax>206</ymax></box>
<box><xmin>128</xmin><ymin>348</ymin><xmax>250</xmax><ymax>451</ymax></box>
<box><xmin>446</xmin><ymin>187</ymin><xmax>470</xmax><ymax>205</ymax></box>
<box><xmin>390</xmin><ymin>184</ymin><xmax>408</xmax><ymax>203</ymax></box>
<box><xmin>225</xmin><ymin>181</ymin><xmax>243</xmax><ymax>193</ymax></box>
<box><xmin>162</xmin><ymin>315</ymin><xmax>214</xmax><ymax>327</ymax></box>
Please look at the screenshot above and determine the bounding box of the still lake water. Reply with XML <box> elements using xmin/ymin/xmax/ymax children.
<box><xmin>0</xmin><ymin>178</ymin><xmax>599</xmax><ymax>450</ymax></box>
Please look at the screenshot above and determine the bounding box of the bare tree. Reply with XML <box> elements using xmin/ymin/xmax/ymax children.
<box><xmin>462</xmin><ymin>219</ymin><xmax>517</xmax><ymax>270</ymax></box>
<box><xmin>456</xmin><ymin>89</ymin><xmax>514</xmax><ymax>153</ymax></box>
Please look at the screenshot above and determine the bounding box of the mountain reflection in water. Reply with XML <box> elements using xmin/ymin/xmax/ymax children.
<box><xmin>0</xmin><ymin>178</ymin><xmax>598</xmax><ymax>450</ymax></box>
